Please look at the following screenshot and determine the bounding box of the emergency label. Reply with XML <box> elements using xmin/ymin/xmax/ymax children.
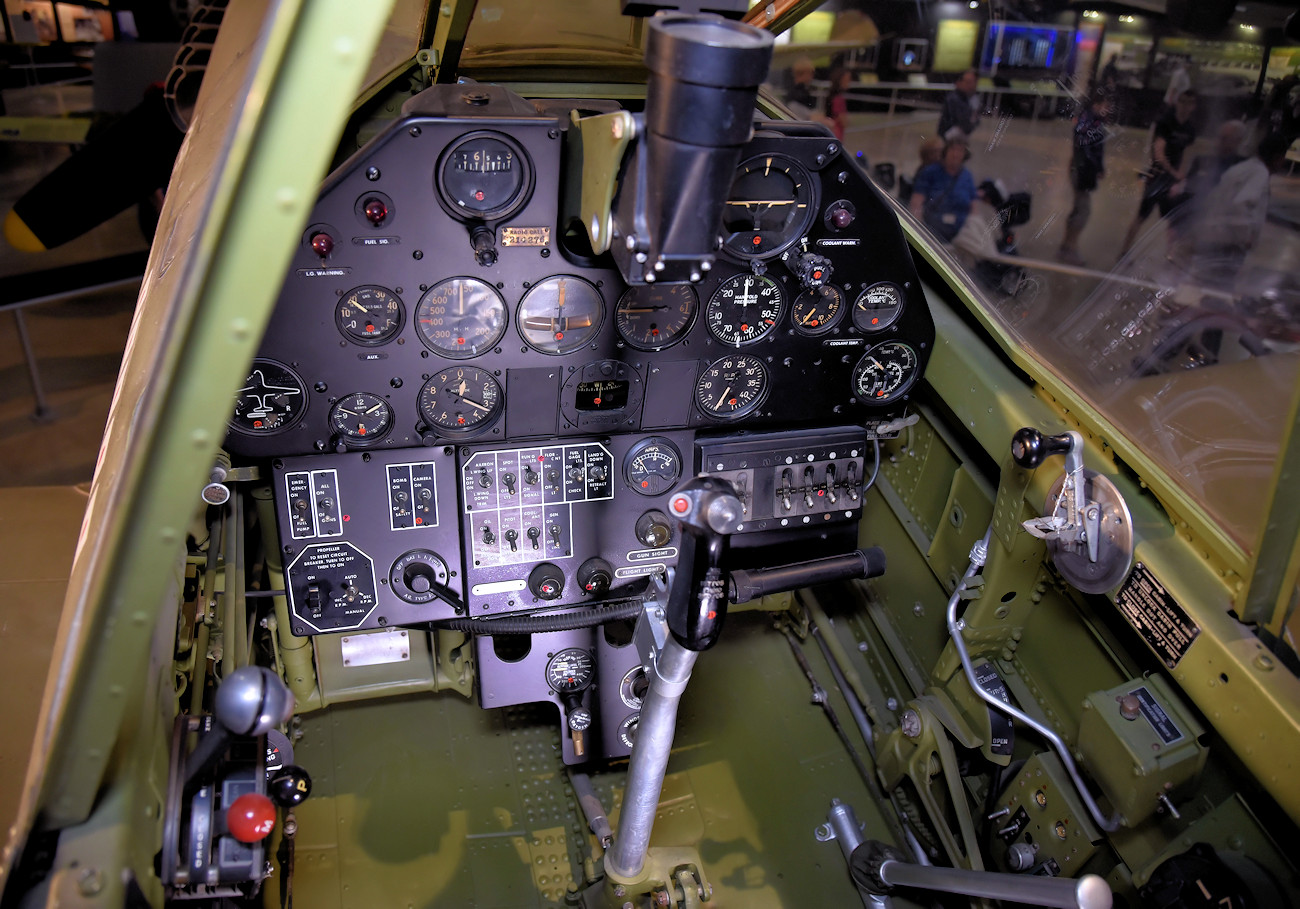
<box><xmin>1115</xmin><ymin>562</ymin><xmax>1200</xmax><ymax>668</ymax></box>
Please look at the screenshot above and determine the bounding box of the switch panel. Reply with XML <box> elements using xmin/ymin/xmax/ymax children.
<box><xmin>697</xmin><ymin>427</ymin><xmax>868</xmax><ymax>533</ymax></box>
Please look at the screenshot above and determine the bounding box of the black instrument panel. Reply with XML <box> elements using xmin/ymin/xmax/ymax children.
<box><xmin>240</xmin><ymin>89</ymin><xmax>933</xmax><ymax>764</ymax></box>
<box><xmin>226</xmin><ymin>107</ymin><xmax>933</xmax><ymax>460</ymax></box>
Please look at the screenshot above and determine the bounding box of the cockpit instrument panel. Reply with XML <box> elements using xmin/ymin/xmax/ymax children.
<box><xmin>227</xmin><ymin>105</ymin><xmax>932</xmax><ymax>461</ymax></box>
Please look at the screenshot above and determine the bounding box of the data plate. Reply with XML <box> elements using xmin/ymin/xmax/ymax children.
<box><xmin>1115</xmin><ymin>561</ymin><xmax>1200</xmax><ymax>668</ymax></box>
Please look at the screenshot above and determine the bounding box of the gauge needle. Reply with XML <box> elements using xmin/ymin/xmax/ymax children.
<box><xmin>337</xmin><ymin>407</ymin><xmax>357</xmax><ymax>416</ymax></box>
<box><xmin>801</xmin><ymin>310</ymin><xmax>816</xmax><ymax>325</ymax></box>
<box><xmin>457</xmin><ymin>281</ymin><xmax>465</xmax><ymax>317</ymax></box>
<box><xmin>364</xmin><ymin>403</ymin><xmax>383</xmax><ymax>414</ymax></box>
<box><xmin>455</xmin><ymin>395</ymin><xmax>491</xmax><ymax>413</ymax></box>
<box><xmin>351</xmin><ymin>299</ymin><xmax>372</xmax><ymax>314</ymax></box>
<box><xmin>715</xmin><ymin>386</ymin><xmax>732</xmax><ymax>409</ymax></box>
<box><xmin>621</xmin><ymin>306</ymin><xmax>669</xmax><ymax>313</ymax></box>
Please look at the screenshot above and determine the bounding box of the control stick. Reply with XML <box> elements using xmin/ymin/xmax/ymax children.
<box><xmin>184</xmin><ymin>665</ymin><xmax>294</xmax><ymax>791</ymax></box>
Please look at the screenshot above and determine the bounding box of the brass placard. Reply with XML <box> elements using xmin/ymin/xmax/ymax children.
<box><xmin>500</xmin><ymin>227</ymin><xmax>551</xmax><ymax>247</ymax></box>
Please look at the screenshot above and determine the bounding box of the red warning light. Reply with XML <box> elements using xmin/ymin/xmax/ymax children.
<box><xmin>751</xmin><ymin>236</ymin><xmax>762</xmax><ymax>246</ymax></box>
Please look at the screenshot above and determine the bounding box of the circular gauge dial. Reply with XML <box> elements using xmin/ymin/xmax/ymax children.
<box><xmin>616</xmin><ymin>283</ymin><xmax>697</xmax><ymax>351</ymax></box>
<box><xmin>852</xmin><ymin>341</ymin><xmax>920</xmax><ymax>403</ymax></box>
<box><xmin>696</xmin><ymin>354</ymin><xmax>769</xmax><ymax>420</ymax></box>
<box><xmin>706</xmin><ymin>274</ymin><xmax>784</xmax><ymax>346</ymax></box>
<box><xmin>328</xmin><ymin>392</ymin><xmax>392</xmax><ymax>445</ymax></box>
<box><xmin>624</xmin><ymin>437</ymin><xmax>683</xmax><ymax>496</ymax></box>
<box><xmin>436</xmin><ymin>132</ymin><xmax>531</xmax><ymax>221</ymax></box>
<box><xmin>853</xmin><ymin>282</ymin><xmax>905</xmax><ymax>332</ymax></box>
<box><xmin>791</xmin><ymin>285</ymin><xmax>845</xmax><ymax>337</ymax></box>
<box><xmin>415</xmin><ymin>277</ymin><xmax>507</xmax><ymax>359</ymax></box>
<box><xmin>517</xmin><ymin>276</ymin><xmax>604</xmax><ymax>354</ymax></box>
<box><xmin>721</xmin><ymin>155</ymin><xmax>816</xmax><ymax>259</ymax></box>
<box><xmin>419</xmin><ymin>367</ymin><xmax>502</xmax><ymax>433</ymax></box>
<box><xmin>336</xmin><ymin>285</ymin><xmax>403</xmax><ymax>345</ymax></box>
<box><xmin>547</xmin><ymin>648</ymin><xmax>595</xmax><ymax>693</ymax></box>
<box><xmin>230</xmin><ymin>360</ymin><xmax>307</xmax><ymax>435</ymax></box>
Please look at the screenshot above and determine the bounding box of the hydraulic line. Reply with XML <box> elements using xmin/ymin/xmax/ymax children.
<box><xmin>947</xmin><ymin>528</ymin><xmax>1121</xmax><ymax>832</ymax></box>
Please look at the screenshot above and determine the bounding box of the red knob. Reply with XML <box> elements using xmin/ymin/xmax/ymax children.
<box><xmin>226</xmin><ymin>792</ymin><xmax>276</xmax><ymax>843</ymax></box>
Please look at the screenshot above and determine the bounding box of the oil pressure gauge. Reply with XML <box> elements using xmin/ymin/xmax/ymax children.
<box><xmin>624</xmin><ymin>437</ymin><xmax>683</xmax><ymax>496</ymax></box>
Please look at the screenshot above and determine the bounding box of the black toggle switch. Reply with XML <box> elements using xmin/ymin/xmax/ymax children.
<box><xmin>527</xmin><ymin>526</ymin><xmax>541</xmax><ymax>549</ymax></box>
<box><xmin>504</xmin><ymin>528</ymin><xmax>519</xmax><ymax>552</ymax></box>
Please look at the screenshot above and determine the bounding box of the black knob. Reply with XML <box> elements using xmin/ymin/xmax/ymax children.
<box><xmin>576</xmin><ymin>558</ymin><xmax>614</xmax><ymax>596</ymax></box>
<box><xmin>635</xmin><ymin>510</ymin><xmax>672</xmax><ymax>548</ymax></box>
<box><xmin>269</xmin><ymin>766</ymin><xmax>313</xmax><ymax>807</ymax></box>
<box><xmin>528</xmin><ymin>563</ymin><xmax>565</xmax><ymax>600</ymax></box>
<box><xmin>1010</xmin><ymin>427</ymin><xmax>1073</xmax><ymax>469</ymax></box>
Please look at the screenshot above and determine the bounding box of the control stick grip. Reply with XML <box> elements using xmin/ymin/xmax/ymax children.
<box><xmin>1010</xmin><ymin>426</ymin><xmax>1074</xmax><ymax>469</ymax></box>
<box><xmin>728</xmin><ymin>548</ymin><xmax>886</xmax><ymax>604</ymax></box>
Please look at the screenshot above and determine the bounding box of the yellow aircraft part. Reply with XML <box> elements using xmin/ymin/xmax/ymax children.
<box><xmin>3</xmin><ymin>209</ymin><xmax>45</xmax><ymax>252</ymax></box>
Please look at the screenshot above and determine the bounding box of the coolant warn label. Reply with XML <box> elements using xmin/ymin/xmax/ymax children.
<box><xmin>1115</xmin><ymin>562</ymin><xmax>1200</xmax><ymax>669</ymax></box>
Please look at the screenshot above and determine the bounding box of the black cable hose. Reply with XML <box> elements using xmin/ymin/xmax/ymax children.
<box><xmin>429</xmin><ymin>599</ymin><xmax>644</xmax><ymax>636</ymax></box>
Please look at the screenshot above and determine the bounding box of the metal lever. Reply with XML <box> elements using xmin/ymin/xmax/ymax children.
<box><xmin>664</xmin><ymin>476</ymin><xmax>743</xmax><ymax>651</ymax></box>
<box><xmin>1011</xmin><ymin>426</ymin><xmax>1133</xmax><ymax>594</ymax></box>
<box><xmin>850</xmin><ymin>840</ymin><xmax>1112</xmax><ymax>909</ymax></box>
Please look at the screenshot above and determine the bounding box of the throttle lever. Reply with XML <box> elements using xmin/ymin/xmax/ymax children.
<box><xmin>665</xmin><ymin>476</ymin><xmax>743</xmax><ymax>651</ymax></box>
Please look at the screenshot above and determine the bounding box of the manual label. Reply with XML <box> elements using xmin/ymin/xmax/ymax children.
<box><xmin>1115</xmin><ymin>562</ymin><xmax>1200</xmax><ymax>668</ymax></box>
<box><xmin>1129</xmin><ymin>685</ymin><xmax>1185</xmax><ymax>745</ymax></box>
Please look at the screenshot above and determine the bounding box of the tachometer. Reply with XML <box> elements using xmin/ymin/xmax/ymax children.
<box><xmin>418</xmin><ymin>367</ymin><xmax>503</xmax><ymax>433</ymax></box>
<box><xmin>517</xmin><ymin>276</ymin><xmax>604</xmax><ymax>355</ymax></box>
<box><xmin>721</xmin><ymin>155</ymin><xmax>815</xmax><ymax>259</ymax></box>
<box><xmin>229</xmin><ymin>360</ymin><xmax>307</xmax><ymax>435</ymax></box>
<box><xmin>615</xmin><ymin>283</ymin><xmax>697</xmax><ymax>351</ymax></box>
<box><xmin>415</xmin><ymin>277</ymin><xmax>507</xmax><ymax>359</ymax></box>
<box><xmin>706</xmin><ymin>274</ymin><xmax>783</xmax><ymax>346</ymax></box>
<box><xmin>695</xmin><ymin>354</ymin><xmax>769</xmax><ymax>420</ymax></box>
<box><xmin>852</xmin><ymin>341</ymin><xmax>920</xmax><ymax>403</ymax></box>
<box><xmin>336</xmin><ymin>285</ymin><xmax>403</xmax><ymax>345</ymax></box>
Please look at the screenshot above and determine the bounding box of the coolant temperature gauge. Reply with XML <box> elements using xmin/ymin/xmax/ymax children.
<box><xmin>623</xmin><ymin>437</ymin><xmax>683</xmax><ymax>496</ymax></box>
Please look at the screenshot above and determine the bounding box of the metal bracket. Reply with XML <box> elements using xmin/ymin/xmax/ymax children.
<box><xmin>568</xmin><ymin>110</ymin><xmax>637</xmax><ymax>255</ymax></box>
<box><xmin>415</xmin><ymin>46</ymin><xmax>440</xmax><ymax>82</ymax></box>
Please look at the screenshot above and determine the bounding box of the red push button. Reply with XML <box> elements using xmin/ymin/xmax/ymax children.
<box><xmin>671</xmin><ymin>496</ymin><xmax>690</xmax><ymax>514</ymax></box>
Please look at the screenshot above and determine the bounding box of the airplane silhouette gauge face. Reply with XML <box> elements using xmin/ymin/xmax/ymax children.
<box><xmin>720</xmin><ymin>154</ymin><xmax>815</xmax><ymax>259</ymax></box>
<box><xmin>230</xmin><ymin>360</ymin><xmax>308</xmax><ymax>434</ymax></box>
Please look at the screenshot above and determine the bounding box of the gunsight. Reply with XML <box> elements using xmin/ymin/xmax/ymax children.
<box><xmin>610</xmin><ymin>12</ymin><xmax>773</xmax><ymax>284</ymax></box>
